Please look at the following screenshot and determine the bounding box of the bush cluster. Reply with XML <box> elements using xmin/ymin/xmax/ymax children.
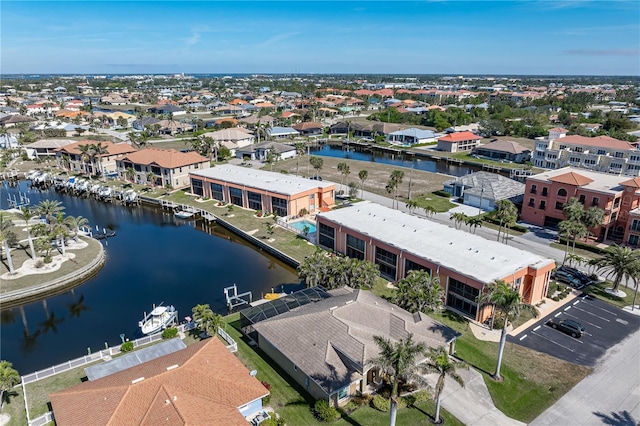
<box><xmin>161</xmin><ymin>327</ymin><xmax>178</xmax><ymax>339</ymax></box>
<box><xmin>314</xmin><ymin>400</ymin><xmax>339</xmax><ymax>422</ymax></box>
<box><xmin>120</xmin><ymin>341</ymin><xmax>134</xmax><ymax>352</ymax></box>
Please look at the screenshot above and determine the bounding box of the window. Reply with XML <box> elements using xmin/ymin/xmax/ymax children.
<box><xmin>592</xmin><ymin>197</ymin><xmax>600</xmax><ymax>207</ymax></box>
<box><xmin>629</xmin><ymin>235</ymin><xmax>640</xmax><ymax>247</ymax></box>
<box><xmin>318</xmin><ymin>223</ymin><xmax>335</xmax><ymax>250</ymax></box>
<box><xmin>597</xmin><ymin>149</ymin><xmax>606</xmax><ymax>155</ymax></box>
<box><xmin>528</xmin><ymin>198</ymin><xmax>535</xmax><ymax>207</ymax></box>
<box><xmin>446</xmin><ymin>278</ymin><xmax>479</xmax><ymax>317</ymax></box>
<box><xmin>229</xmin><ymin>187</ymin><xmax>243</xmax><ymax>206</ymax></box>
<box><xmin>210</xmin><ymin>183</ymin><xmax>224</xmax><ymax>201</ymax></box>
<box><xmin>615</xmin><ymin>152</ymin><xmax>624</xmax><ymax>158</ymax></box>
<box><xmin>247</xmin><ymin>191</ymin><xmax>262</xmax><ymax>211</ymax></box>
<box><xmin>191</xmin><ymin>179</ymin><xmax>203</xmax><ymax>196</ymax></box>
<box><xmin>375</xmin><ymin>246</ymin><xmax>397</xmax><ymax>280</ymax></box>
<box><xmin>337</xmin><ymin>387</ymin><xmax>349</xmax><ymax>401</ymax></box>
<box><xmin>584</xmin><ymin>159</ymin><xmax>596</xmax><ymax>165</ymax></box>
<box><xmin>558</xmin><ymin>188</ymin><xmax>567</xmax><ymax>197</ymax></box>
<box><xmin>271</xmin><ymin>197</ymin><xmax>288</xmax><ymax>217</ymax></box>
<box><xmin>134</xmin><ymin>164</ymin><xmax>142</xmax><ymax>172</ymax></box>
<box><xmin>631</xmin><ymin>219</ymin><xmax>640</xmax><ymax>232</ymax></box>
<box><xmin>346</xmin><ymin>234</ymin><xmax>365</xmax><ymax>260</ymax></box>
<box><xmin>573</xmin><ymin>147</ymin><xmax>583</xmax><ymax>153</ymax></box>
<box><xmin>539</xmin><ymin>200</ymin><xmax>546</xmax><ymax>210</ymax></box>
<box><xmin>630</xmin><ymin>155</ymin><xmax>640</xmax><ymax>163</ymax></box>
<box><xmin>579</xmin><ymin>194</ymin><xmax>586</xmax><ymax>204</ymax></box>
<box><xmin>404</xmin><ymin>259</ymin><xmax>431</xmax><ymax>277</ymax></box>
<box><xmin>613</xmin><ymin>198</ymin><xmax>621</xmax><ymax>208</ymax></box>
<box><xmin>541</xmin><ymin>187</ymin><xmax>548</xmax><ymax>197</ymax></box>
<box><xmin>530</xmin><ymin>184</ymin><xmax>537</xmax><ymax>194</ymax></box>
<box><xmin>555</xmin><ymin>201</ymin><xmax>564</xmax><ymax>210</ymax></box>
<box><xmin>559</xmin><ymin>145</ymin><xmax>567</xmax><ymax>150</ymax></box>
<box><xmin>151</xmin><ymin>166</ymin><xmax>161</xmax><ymax>175</ymax></box>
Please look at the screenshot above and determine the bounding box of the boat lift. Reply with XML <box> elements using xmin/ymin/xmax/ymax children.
<box><xmin>224</xmin><ymin>284</ymin><xmax>252</xmax><ymax>310</ymax></box>
<box><xmin>6</xmin><ymin>192</ymin><xmax>30</xmax><ymax>209</ymax></box>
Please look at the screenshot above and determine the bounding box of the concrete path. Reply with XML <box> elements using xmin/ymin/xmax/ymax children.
<box><xmin>530</xmin><ymin>328</ymin><xmax>640</xmax><ymax>426</ymax></box>
<box><xmin>424</xmin><ymin>368</ymin><xmax>525</xmax><ymax>426</ymax></box>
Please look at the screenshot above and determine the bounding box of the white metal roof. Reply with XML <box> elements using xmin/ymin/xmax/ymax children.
<box><xmin>318</xmin><ymin>201</ymin><xmax>554</xmax><ymax>283</ymax></box>
<box><xmin>190</xmin><ymin>164</ymin><xmax>335</xmax><ymax>196</ymax></box>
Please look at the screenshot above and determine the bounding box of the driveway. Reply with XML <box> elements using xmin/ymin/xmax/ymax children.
<box><xmin>530</xmin><ymin>328</ymin><xmax>640</xmax><ymax>426</ymax></box>
<box><xmin>509</xmin><ymin>295</ymin><xmax>640</xmax><ymax>366</ymax></box>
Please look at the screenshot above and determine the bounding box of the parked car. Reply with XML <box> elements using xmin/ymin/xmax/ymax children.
<box><xmin>557</xmin><ymin>266</ymin><xmax>594</xmax><ymax>286</ymax></box>
<box><xmin>547</xmin><ymin>318</ymin><xmax>585</xmax><ymax>338</ymax></box>
<box><xmin>310</xmin><ymin>176</ymin><xmax>323</xmax><ymax>181</ymax></box>
<box><xmin>552</xmin><ymin>269</ymin><xmax>585</xmax><ymax>289</ymax></box>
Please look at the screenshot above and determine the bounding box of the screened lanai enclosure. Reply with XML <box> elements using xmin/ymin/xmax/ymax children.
<box><xmin>240</xmin><ymin>286</ymin><xmax>333</xmax><ymax>341</ymax></box>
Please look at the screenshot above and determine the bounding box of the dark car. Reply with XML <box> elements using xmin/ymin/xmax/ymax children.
<box><xmin>557</xmin><ymin>266</ymin><xmax>594</xmax><ymax>286</ymax></box>
<box><xmin>547</xmin><ymin>318</ymin><xmax>585</xmax><ymax>338</ymax></box>
<box><xmin>552</xmin><ymin>269</ymin><xmax>585</xmax><ymax>289</ymax></box>
<box><xmin>310</xmin><ymin>176</ymin><xmax>323</xmax><ymax>181</ymax></box>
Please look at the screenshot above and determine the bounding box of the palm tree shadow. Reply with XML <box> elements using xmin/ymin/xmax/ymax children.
<box><xmin>593</xmin><ymin>410</ymin><xmax>637</xmax><ymax>426</ymax></box>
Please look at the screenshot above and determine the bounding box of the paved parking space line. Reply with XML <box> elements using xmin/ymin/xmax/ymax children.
<box><xmin>533</xmin><ymin>325</ymin><xmax>541</xmax><ymax>331</ymax></box>
<box><xmin>554</xmin><ymin>312</ymin><xmax>562</xmax><ymax>317</ymax></box>
<box><xmin>561</xmin><ymin>312</ymin><xmax>602</xmax><ymax>329</ymax></box>
<box><xmin>520</xmin><ymin>334</ymin><xmax>527</xmax><ymax>341</ymax></box>
<box><xmin>573</xmin><ymin>300</ymin><xmax>580</xmax><ymax>305</ymax></box>
<box><xmin>571</xmin><ymin>305</ymin><xmax>611</xmax><ymax>322</ymax></box>
<box><xmin>531</xmin><ymin>329</ymin><xmax>576</xmax><ymax>352</ymax></box>
<box><xmin>564</xmin><ymin>306</ymin><xmax>572</xmax><ymax>311</ymax></box>
<box><xmin>581</xmin><ymin>296</ymin><xmax>618</xmax><ymax>316</ymax></box>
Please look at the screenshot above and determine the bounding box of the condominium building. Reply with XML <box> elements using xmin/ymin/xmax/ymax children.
<box><xmin>533</xmin><ymin>128</ymin><xmax>640</xmax><ymax>176</ymax></box>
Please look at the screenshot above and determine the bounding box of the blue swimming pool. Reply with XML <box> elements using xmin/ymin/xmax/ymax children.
<box><xmin>289</xmin><ymin>219</ymin><xmax>317</xmax><ymax>234</ymax></box>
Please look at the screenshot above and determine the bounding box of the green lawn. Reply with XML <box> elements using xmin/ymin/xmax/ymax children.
<box><xmin>3</xmin><ymin>385</ymin><xmax>27</xmax><ymax>426</ymax></box>
<box><xmin>549</xmin><ymin>243</ymin><xmax>600</xmax><ymax>260</ymax></box>
<box><xmin>409</xmin><ymin>193</ymin><xmax>456</xmax><ymax>213</ymax></box>
<box><xmin>584</xmin><ymin>280</ymin><xmax>638</xmax><ymax>309</ymax></box>
<box><xmin>429</xmin><ymin>311</ymin><xmax>591</xmax><ymax>423</ymax></box>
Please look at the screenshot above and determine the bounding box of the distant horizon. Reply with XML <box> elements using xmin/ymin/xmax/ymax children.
<box><xmin>2</xmin><ymin>1</ymin><xmax>639</xmax><ymax>76</ymax></box>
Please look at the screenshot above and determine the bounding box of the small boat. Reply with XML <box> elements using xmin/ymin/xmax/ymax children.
<box><xmin>174</xmin><ymin>210</ymin><xmax>195</xmax><ymax>219</ymax></box>
<box><xmin>139</xmin><ymin>304</ymin><xmax>178</xmax><ymax>335</ymax></box>
<box><xmin>93</xmin><ymin>227</ymin><xmax>116</xmax><ymax>240</ymax></box>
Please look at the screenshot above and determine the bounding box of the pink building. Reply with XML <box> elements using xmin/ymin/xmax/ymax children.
<box><xmin>316</xmin><ymin>202</ymin><xmax>555</xmax><ymax>322</ymax></box>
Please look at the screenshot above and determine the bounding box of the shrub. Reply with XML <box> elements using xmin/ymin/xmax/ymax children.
<box><xmin>558</xmin><ymin>238</ymin><xmax>606</xmax><ymax>255</ymax></box>
<box><xmin>432</xmin><ymin>190</ymin><xmax>451</xmax><ymax>198</ymax></box>
<box><xmin>371</xmin><ymin>394</ymin><xmax>390</xmax><ymax>412</ymax></box>
<box><xmin>162</xmin><ymin>327</ymin><xmax>178</xmax><ymax>339</ymax></box>
<box><xmin>482</xmin><ymin>214</ymin><xmax>529</xmax><ymax>233</ymax></box>
<box><xmin>261</xmin><ymin>381</ymin><xmax>272</xmax><ymax>404</ymax></box>
<box><xmin>547</xmin><ymin>281</ymin><xmax>559</xmax><ymax>297</ymax></box>
<box><xmin>120</xmin><ymin>341</ymin><xmax>134</xmax><ymax>352</ymax></box>
<box><xmin>35</xmin><ymin>259</ymin><xmax>45</xmax><ymax>269</ymax></box>
<box><xmin>351</xmin><ymin>393</ymin><xmax>372</xmax><ymax>406</ymax></box>
<box><xmin>410</xmin><ymin>389</ymin><xmax>431</xmax><ymax>404</ymax></box>
<box><xmin>43</xmin><ymin>255</ymin><xmax>52</xmax><ymax>264</ymax></box>
<box><xmin>342</xmin><ymin>400</ymin><xmax>358</xmax><ymax>413</ymax></box>
<box><xmin>260</xmin><ymin>413</ymin><xmax>284</xmax><ymax>426</ymax></box>
<box><xmin>314</xmin><ymin>399</ymin><xmax>339</xmax><ymax>422</ymax></box>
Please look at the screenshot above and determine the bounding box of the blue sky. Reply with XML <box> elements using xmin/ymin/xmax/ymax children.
<box><xmin>2</xmin><ymin>1</ymin><xmax>639</xmax><ymax>75</ymax></box>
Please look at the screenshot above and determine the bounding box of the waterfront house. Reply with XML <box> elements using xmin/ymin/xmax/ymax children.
<box><xmin>132</xmin><ymin>116</ymin><xmax>161</xmax><ymax>131</ymax></box>
<box><xmin>55</xmin><ymin>141</ymin><xmax>137</xmax><ymax>176</ymax></box>
<box><xmin>268</xmin><ymin>126</ymin><xmax>300</xmax><ymax>139</ymax></box>
<box><xmin>386</xmin><ymin>128</ymin><xmax>436</xmax><ymax>145</ymax></box>
<box><xmin>235</xmin><ymin>141</ymin><xmax>297</xmax><ymax>162</ymax></box>
<box><xmin>292</xmin><ymin>121</ymin><xmax>324</xmax><ymax>136</ymax></box>
<box><xmin>316</xmin><ymin>202</ymin><xmax>555</xmax><ymax>322</ymax></box>
<box><xmin>443</xmin><ymin>171</ymin><xmax>525</xmax><ymax>211</ymax></box>
<box><xmin>50</xmin><ymin>338</ymin><xmax>269</xmax><ymax>426</ymax></box>
<box><xmin>436</xmin><ymin>131</ymin><xmax>482</xmax><ymax>153</ymax></box>
<box><xmin>250</xmin><ymin>287</ymin><xmax>459</xmax><ymax>407</ymax></box>
<box><xmin>148</xmin><ymin>104</ymin><xmax>186</xmax><ymax>116</ymax></box>
<box><xmin>25</xmin><ymin>139</ymin><xmax>75</xmax><ymax>160</ymax></box>
<box><xmin>189</xmin><ymin>164</ymin><xmax>336</xmax><ymax>216</ymax></box>
<box><xmin>116</xmin><ymin>148</ymin><xmax>209</xmax><ymax>188</ymax></box>
<box><xmin>473</xmin><ymin>139</ymin><xmax>531</xmax><ymax>163</ymax></box>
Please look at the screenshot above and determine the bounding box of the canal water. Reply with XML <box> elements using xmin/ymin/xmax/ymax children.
<box><xmin>0</xmin><ymin>181</ymin><xmax>299</xmax><ymax>374</ymax></box>
<box><xmin>309</xmin><ymin>143</ymin><xmax>475</xmax><ymax>177</ymax></box>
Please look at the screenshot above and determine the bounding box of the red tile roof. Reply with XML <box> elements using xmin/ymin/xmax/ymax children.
<box><xmin>548</xmin><ymin>172</ymin><xmax>594</xmax><ymax>186</ymax></box>
<box><xmin>55</xmin><ymin>141</ymin><xmax>137</xmax><ymax>156</ymax></box>
<box><xmin>437</xmin><ymin>131</ymin><xmax>482</xmax><ymax>143</ymax></box>
<box><xmin>555</xmin><ymin>135</ymin><xmax>635</xmax><ymax>151</ymax></box>
<box><xmin>119</xmin><ymin>148</ymin><xmax>208</xmax><ymax>169</ymax></box>
<box><xmin>549</xmin><ymin>127</ymin><xmax>568</xmax><ymax>132</ymax></box>
<box><xmin>50</xmin><ymin>338</ymin><xmax>269</xmax><ymax>426</ymax></box>
<box><xmin>620</xmin><ymin>177</ymin><xmax>640</xmax><ymax>188</ymax></box>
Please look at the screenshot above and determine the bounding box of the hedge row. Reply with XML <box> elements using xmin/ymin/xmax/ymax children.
<box><xmin>557</xmin><ymin>237</ymin><xmax>607</xmax><ymax>255</ymax></box>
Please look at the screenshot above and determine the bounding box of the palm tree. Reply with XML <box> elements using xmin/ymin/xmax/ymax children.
<box><xmin>423</xmin><ymin>347</ymin><xmax>468</xmax><ymax>424</ymax></box>
<box><xmin>558</xmin><ymin>220</ymin><xmax>588</xmax><ymax>263</ymax></box>
<box><xmin>449</xmin><ymin>212</ymin><xmax>468</xmax><ymax>230</ymax></box>
<box><xmin>367</xmin><ymin>334</ymin><xmax>429</xmax><ymax>426</ymax></box>
<box><xmin>191</xmin><ymin>304</ymin><xmax>223</xmax><ymax>337</ymax></box>
<box><xmin>358</xmin><ymin>169</ymin><xmax>368</xmax><ymax>198</ymax></box>
<box><xmin>595</xmin><ymin>245</ymin><xmax>640</xmax><ymax>294</ymax></box>
<box><xmin>78</xmin><ymin>144</ymin><xmax>92</xmax><ymax>178</ymax></box>
<box><xmin>125</xmin><ymin>167</ymin><xmax>136</xmax><ymax>183</ymax></box>
<box><xmin>476</xmin><ymin>280</ymin><xmax>538</xmax><ymax>380</ymax></box>
<box><xmin>0</xmin><ymin>360</ymin><xmax>20</xmax><ymax>410</ymax></box>
<box><xmin>423</xmin><ymin>205</ymin><xmax>436</xmax><ymax>219</ymax></box>
<box><xmin>51</xmin><ymin>212</ymin><xmax>69</xmax><ymax>256</ymax></box>
<box><xmin>91</xmin><ymin>142</ymin><xmax>109</xmax><ymax>180</ymax></box>
<box><xmin>294</xmin><ymin>142</ymin><xmax>305</xmax><ymax>176</ymax></box>
<box><xmin>494</xmin><ymin>200</ymin><xmax>517</xmax><ymax>244</ymax></box>
<box><xmin>386</xmin><ymin>170</ymin><xmax>404</xmax><ymax>209</ymax></box>
<box><xmin>337</xmin><ymin>162</ymin><xmax>351</xmax><ymax>192</ymax></box>
<box><xmin>127</xmin><ymin>131</ymin><xmax>139</xmax><ymax>147</ymax></box>
<box><xmin>393</xmin><ymin>270</ymin><xmax>444</xmax><ymax>314</ymax></box>
<box><xmin>405</xmin><ymin>199</ymin><xmax>418</xmax><ymax>215</ymax></box>
<box><xmin>309</xmin><ymin>156</ymin><xmax>323</xmax><ymax>179</ymax></box>
<box><xmin>0</xmin><ymin>214</ymin><xmax>16</xmax><ymax>274</ymax></box>
<box><xmin>467</xmin><ymin>216</ymin><xmax>483</xmax><ymax>234</ymax></box>
<box><xmin>17</xmin><ymin>207</ymin><xmax>37</xmax><ymax>259</ymax></box>
<box><xmin>65</xmin><ymin>215</ymin><xmax>89</xmax><ymax>242</ymax></box>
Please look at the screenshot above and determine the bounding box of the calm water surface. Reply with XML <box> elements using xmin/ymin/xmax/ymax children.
<box><xmin>0</xmin><ymin>181</ymin><xmax>299</xmax><ymax>374</ymax></box>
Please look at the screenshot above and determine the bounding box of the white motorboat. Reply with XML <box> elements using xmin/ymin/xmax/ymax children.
<box><xmin>138</xmin><ymin>304</ymin><xmax>178</xmax><ymax>335</ymax></box>
<box><xmin>174</xmin><ymin>210</ymin><xmax>195</xmax><ymax>219</ymax></box>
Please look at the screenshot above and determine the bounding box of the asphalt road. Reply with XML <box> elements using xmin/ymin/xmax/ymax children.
<box><xmin>509</xmin><ymin>294</ymin><xmax>640</xmax><ymax>366</ymax></box>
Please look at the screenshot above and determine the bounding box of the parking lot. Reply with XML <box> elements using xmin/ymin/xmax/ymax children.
<box><xmin>509</xmin><ymin>295</ymin><xmax>640</xmax><ymax>366</ymax></box>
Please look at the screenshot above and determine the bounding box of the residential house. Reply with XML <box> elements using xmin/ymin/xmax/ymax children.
<box><xmin>116</xmin><ymin>148</ymin><xmax>209</xmax><ymax>188</ymax></box>
<box><xmin>292</xmin><ymin>122</ymin><xmax>324</xmax><ymax>136</ymax></box>
<box><xmin>268</xmin><ymin>126</ymin><xmax>299</xmax><ymax>139</ymax></box>
<box><xmin>189</xmin><ymin>164</ymin><xmax>336</xmax><ymax>216</ymax></box>
<box><xmin>132</xmin><ymin>116</ymin><xmax>161</xmax><ymax>131</ymax></box>
<box><xmin>443</xmin><ymin>171</ymin><xmax>525</xmax><ymax>211</ymax></box>
<box><xmin>317</xmin><ymin>202</ymin><xmax>555</xmax><ymax>321</ymax></box>
<box><xmin>249</xmin><ymin>287</ymin><xmax>459</xmax><ymax>407</ymax></box>
<box><xmin>386</xmin><ymin>128</ymin><xmax>436</xmax><ymax>145</ymax></box>
<box><xmin>0</xmin><ymin>114</ymin><xmax>36</xmax><ymax>127</ymax></box>
<box><xmin>202</xmin><ymin>128</ymin><xmax>255</xmax><ymax>156</ymax></box>
<box><xmin>474</xmin><ymin>140</ymin><xmax>532</xmax><ymax>163</ymax></box>
<box><xmin>532</xmin><ymin>129</ymin><xmax>640</xmax><ymax>175</ymax></box>
<box><xmin>25</xmin><ymin>139</ymin><xmax>75</xmax><ymax>160</ymax></box>
<box><xmin>50</xmin><ymin>338</ymin><xmax>270</xmax><ymax>426</ymax></box>
<box><xmin>520</xmin><ymin>167</ymin><xmax>634</xmax><ymax>241</ymax></box>
<box><xmin>235</xmin><ymin>141</ymin><xmax>297</xmax><ymax>162</ymax></box>
<box><xmin>148</xmin><ymin>104</ymin><xmax>186</xmax><ymax>116</ymax></box>
<box><xmin>55</xmin><ymin>141</ymin><xmax>137</xmax><ymax>176</ymax></box>
<box><xmin>436</xmin><ymin>131</ymin><xmax>482</xmax><ymax>153</ymax></box>
<box><xmin>156</xmin><ymin>119</ymin><xmax>193</xmax><ymax>135</ymax></box>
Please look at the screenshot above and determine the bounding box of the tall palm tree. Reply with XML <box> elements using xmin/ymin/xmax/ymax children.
<box><xmin>595</xmin><ymin>245</ymin><xmax>640</xmax><ymax>293</ymax></box>
<box><xmin>191</xmin><ymin>304</ymin><xmax>223</xmax><ymax>337</ymax></box>
<box><xmin>0</xmin><ymin>360</ymin><xmax>20</xmax><ymax>409</ymax></box>
<box><xmin>36</xmin><ymin>199</ymin><xmax>65</xmax><ymax>224</ymax></box>
<box><xmin>91</xmin><ymin>142</ymin><xmax>109</xmax><ymax>180</ymax></box>
<box><xmin>66</xmin><ymin>215</ymin><xmax>89</xmax><ymax>241</ymax></box>
<box><xmin>358</xmin><ymin>169</ymin><xmax>368</xmax><ymax>198</ymax></box>
<box><xmin>78</xmin><ymin>144</ymin><xmax>92</xmax><ymax>178</ymax></box>
<box><xmin>367</xmin><ymin>334</ymin><xmax>429</xmax><ymax>426</ymax></box>
<box><xmin>0</xmin><ymin>213</ymin><xmax>16</xmax><ymax>274</ymax></box>
<box><xmin>17</xmin><ymin>206</ymin><xmax>37</xmax><ymax>259</ymax></box>
<box><xmin>51</xmin><ymin>212</ymin><xmax>69</xmax><ymax>256</ymax></box>
<box><xmin>423</xmin><ymin>347</ymin><xmax>468</xmax><ymax>424</ymax></box>
<box><xmin>494</xmin><ymin>200</ymin><xmax>517</xmax><ymax>244</ymax></box>
<box><xmin>476</xmin><ymin>280</ymin><xmax>538</xmax><ymax>380</ymax></box>
<box><xmin>294</xmin><ymin>142</ymin><xmax>306</xmax><ymax>176</ymax></box>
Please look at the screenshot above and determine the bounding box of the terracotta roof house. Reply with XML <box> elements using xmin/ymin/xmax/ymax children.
<box><xmin>437</xmin><ymin>131</ymin><xmax>482</xmax><ymax>153</ymax></box>
<box><xmin>116</xmin><ymin>148</ymin><xmax>209</xmax><ymax>188</ymax></box>
<box><xmin>249</xmin><ymin>287</ymin><xmax>459</xmax><ymax>407</ymax></box>
<box><xmin>292</xmin><ymin>121</ymin><xmax>323</xmax><ymax>136</ymax></box>
<box><xmin>55</xmin><ymin>141</ymin><xmax>137</xmax><ymax>177</ymax></box>
<box><xmin>50</xmin><ymin>338</ymin><xmax>270</xmax><ymax>426</ymax></box>
<box><xmin>474</xmin><ymin>139</ymin><xmax>532</xmax><ymax>163</ymax></box>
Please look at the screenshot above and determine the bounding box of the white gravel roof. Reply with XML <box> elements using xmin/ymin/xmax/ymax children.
<box><xmin>190</xmin><ymin>164</ymin><xmax>335</xmax><ymax>196</ymax></box>
<box><xmin>318</xmin><ymin>201</ymin><xmax>554</xmax><ymax>283</ymax></box>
